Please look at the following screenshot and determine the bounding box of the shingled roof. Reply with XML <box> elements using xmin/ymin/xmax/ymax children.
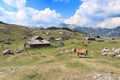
<box><xmin>29</xmin><ymin>36</ymin><xmax>43</xmax><ymax>41</ymax></box>
<box><xmin>28</xmin><ymin>36</ymin><xmax>50</xmax><ymax>47</ymax></box>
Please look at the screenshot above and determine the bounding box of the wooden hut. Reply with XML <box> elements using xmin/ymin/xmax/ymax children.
<box><xmin>28</xmin><ymin>36</ymin><xmax>50</xmax><ymax>48</ymax></box>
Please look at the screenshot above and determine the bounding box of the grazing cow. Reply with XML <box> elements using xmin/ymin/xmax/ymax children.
<box><xmin>73</xmin><ymin>48</ymin><xmax>88</xmax><ymax>57</ymax></box>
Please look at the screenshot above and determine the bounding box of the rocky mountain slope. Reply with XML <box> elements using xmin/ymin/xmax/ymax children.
<box><xmin>58</xmin><ymin>23</ymin><xmax>120</xmax><ymax>37</ymax></box>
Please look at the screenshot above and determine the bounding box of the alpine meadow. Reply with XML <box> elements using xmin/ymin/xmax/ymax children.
<box><xmin>0</xmin><ymin>21</ymin><xmax>120</xmax><ymax>80</ymax></box>
<box><xmin>0</xmin><ymin>0</ymin><xmax>120</xmax><ymax>80</ymax></box>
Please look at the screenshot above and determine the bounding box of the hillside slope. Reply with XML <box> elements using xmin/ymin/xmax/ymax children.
<box><xmin>0</xmin><ymin>22</ymin><xmax>31</xmax><ymax>40</ymax></box>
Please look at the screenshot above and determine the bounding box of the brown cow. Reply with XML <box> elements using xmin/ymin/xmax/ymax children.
<box><xmin>73</xmin><ymin>48</ymin><xmax>88</xmax><ymax>57</ymax></box>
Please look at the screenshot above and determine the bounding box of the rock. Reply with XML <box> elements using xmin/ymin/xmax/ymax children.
<box><xmin>2</xmin><ymin>49</ymin><xmax>14</xmax><ymax>55</ymax></box>
<box><xmin>15</xmin><ymin>49</ymin><xmax>24</xmax><ymax>53</ymax></box>
<box><xmin>86</xmin><ymin>72</ymin><xmax>120</xmax><ymax>80</ymax></box>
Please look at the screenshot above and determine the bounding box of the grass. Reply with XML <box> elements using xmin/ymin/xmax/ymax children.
<box><xmin>0</xmin><ymin>24</ymin><xmax>120</xmax><ymax>80</ymax></box>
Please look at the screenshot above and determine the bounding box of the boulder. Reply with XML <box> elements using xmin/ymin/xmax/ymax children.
<box><xmin>15</xmin><ymin>49</ymin><xmax>24</xmax><ymax>53</ymax></box>
<box><xmin>2</xmin><ymin>49</ymin><xmax>14</xmax><ymax>55</ymax></box>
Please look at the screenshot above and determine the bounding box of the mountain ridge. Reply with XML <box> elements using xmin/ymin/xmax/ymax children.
<box><xmin>57</xmin><ymin>23</ymin><xmax>120</xmax><ymax>37</ymax></box>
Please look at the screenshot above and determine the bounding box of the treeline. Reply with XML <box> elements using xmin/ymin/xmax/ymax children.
<box><xmin>47</xmin><ymin>26</ymin><xmax>74</xmax><ymax>32</ymax></box>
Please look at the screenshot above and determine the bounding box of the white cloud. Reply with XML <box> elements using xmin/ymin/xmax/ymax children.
<box><xmin>3</xmin><ymin>0</ymin><xmax>26</xmax><ymax>9</ymax></box>
<box><xmin>0</xmin><ymin>6</ymin><xmax>16</xmax><ymax>22</ymax></box>
<box><xmin>32</xmin><ymin>8</ymin><xmax>62</xmax><ymax>24</ymax></box>
<box><xmin>97</xmin><ymin>17</ymin><xmax>120</xmax><ymax>28</ymax></box>
<box><xmin>64</xmin><ymin>0</ymin><xmax>120</xmax><ymax>28</ymax></box>
<box><xmin>0</xmin><ymin>0</ymin><xmax>63</xmax><ymax>27</ymax></box>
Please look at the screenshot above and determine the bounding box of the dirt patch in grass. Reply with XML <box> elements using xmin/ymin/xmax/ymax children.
<box><xmin>0</xmin><ymin>63</ymin><xmax>120</xmax><ymax>80</ymax></box>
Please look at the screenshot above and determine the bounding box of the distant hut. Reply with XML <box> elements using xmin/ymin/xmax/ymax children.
<box><xmin>88</xmin><ymin>38</ymin><xmax>96</xmax><ymax>41</ymax></box>
<box><xmin>48</xmin><ymin>37</ymin><xmax>56</xmax><ymax>42</ymax></box>
<box><xmin>96</xmin><ymin>36</ymin><xmax>101</xmax><ymax>38</ymax></box>
<box><xmin>28</xmin><ymin>36</ymin><xmax>50</xmax><ymax>48</ymax></box>
<box><xmin>96</xmin><ymin>38</ymin><xmax>104</xmax><ymax>42</ymax></box>
<box><xmin>95</xmin><ymin>36</ymin><xmax>104</xmax><ymax>42</ymax></box>
<box><xmin>85</xmin><ymin>37</ymin><xmax>96</xmax><ymax>41</ymax></box>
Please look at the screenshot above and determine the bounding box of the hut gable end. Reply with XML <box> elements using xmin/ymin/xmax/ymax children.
<box><xmin>30</xmin><ymin>36</ymin><xmax>43</xmax><ymax>41</ymax></box>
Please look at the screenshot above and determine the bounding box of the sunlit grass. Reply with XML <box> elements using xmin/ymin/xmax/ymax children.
<box><xmin>0</xmin><ymin>25</ymin><xmax>120</xmax><ymax>80</ymax></box>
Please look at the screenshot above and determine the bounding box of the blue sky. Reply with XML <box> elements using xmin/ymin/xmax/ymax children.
<box><xmin>0</xmin><ymin>0</ymin><xmax>120</xmax><ymax>28</ymax></box>
<box><xmin>26</xmin><ymin>0</ymin><xmax>82</xmax><ymax>18</ymax></box>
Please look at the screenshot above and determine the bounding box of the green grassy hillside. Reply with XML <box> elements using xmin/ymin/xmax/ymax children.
<box><xmin>0</xmin><ymin>23</ymin><xmax>120</xmax><ymax>80</ymax></box>
<box><xmin>0</xmin><ymin>23</ymin><xmax>30</xmax><ymax>39</ymax></box>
